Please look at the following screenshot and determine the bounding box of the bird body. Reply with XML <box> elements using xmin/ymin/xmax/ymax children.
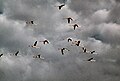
<box><xmin>14</xmin><ymin>51</ymin><xmax>19</xmax><ymax>56</ymax></box>
<box><xmin>59</xmin><ymin>48</ymin><xmax>70</xmax><ymax>55</ymax></box>
<box><xmin>82</xmin><ymin>47</ymin><xmax>87</xmax><ymax>53</ymax></box>
<box><xmin>67</xmin><ymin>38</ymin><xmax>72</xmax><ymax>42</ymax></box>
<box><xmin>72</xmin><ymin>40</ymin><xmax>81</xmax><ymax>46</ymax></box>
<box><xmin>87</xmin><ymin>58</ymin><xmax>96</xmax><ymax>62</ymax></box>
<box><xmin>33</xmin><ymin>54</ymin><xmax>44</xmax><ymax>60</ymax></box>
<box><xmin>73</xmin><ymin>24</ymin><xmax>79</xmax><ymax>30</ymax></box>
<box><xmin>63</xmin><ymin>17</ymin><xmax>73</xmax><ymax>23</ymax></box>
<box><xmin>55</xmin><ymin>4</ymin><xmax>65</xmax><ymax>10</ymax></box>
<box><xmin>58</xmin><ymin>4</ymin><xmax>65</xmax><ymax>10</ymax></box>
<box><xmin>39</xmin><ymin>40</ymin><xmax>49</xmax><ymax>44</ymax></box>
<box><xmin>29</xmin><ymin>41</ymin><xmax>40</xmax><ymax>48</ymax></box>
<box><xmin>26</xmin><ymin>20</ymin><xmax>34</xmax><ymax>25</ymax></box>
<box><xmin>90</xmin><ymin>51</ymin><xmax>96</xmax><ymax>54</ymax></box>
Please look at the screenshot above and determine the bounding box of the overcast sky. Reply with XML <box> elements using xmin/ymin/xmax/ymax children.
<box><xmin>0</xmin><ymin>0</ymin><xmax>120</xmax><ymax>81</ymax></box>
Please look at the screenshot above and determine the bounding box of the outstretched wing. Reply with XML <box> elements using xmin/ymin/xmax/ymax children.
<box><xmin>87</xmin><ymin>58</ymin><xmax>93</xmax><ymax>61</ymax></box>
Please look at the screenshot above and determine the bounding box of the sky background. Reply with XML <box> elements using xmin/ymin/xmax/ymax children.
<box><xmin>0</xmin><ymin>0</ymin><xmax>120</xmax><ymax>81</ymax></box>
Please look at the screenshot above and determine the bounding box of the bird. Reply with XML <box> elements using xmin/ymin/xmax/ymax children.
<box><xmin>67</xmin><ymin>38</ymin><xmax>72</xmax><ymax>42</ymax></box>
<box><xmin>26</xmin><ymin>20</ymin><xmax>34</xmax><ymax>25</ymax></box>
<box><xmin>87</xmin><ymin>57</ymin><xmax>96</xmax><ymax>62</ymax></box>
<box><xmin>72</xmin><ymin>40</ymin><xmax>81</xmax><ymax>46</ymax></box>
<box><xmin>58</xmin><ymin>48</ymin><xmax>70</xmax><ymax>55</ymax></box>
<box><xmin>0</xmin><ymin>54</ymin><xmax>3</xmax><ymax>57</ymax></box>
<box><xmin>55</xmin><ymin>4</ymin><xmax>65</xmax><ymax>10</ymax></box>
<box><xmin>70</xmin><ymin>24</ymin><xmax>79</xmax><ymax>30</ymax></box>
<box><xmin>75</xmin><ymin>40</ymin><xmax>80</xmax><ymax>46</ymax></box>
<box><xmin>14</xmin><ymin>51</ymin><xmax>19</xmax><ymax>56</ymax></box>
<box><xmin>90</xmin><ymin>50</ymin><xmax>96</xmax><ymax>54</ymax></box>
<box><xmin>33</xmin><ymin>54</ymin><xmax>44</xmax><ymax>60</ymax></box>
<box><xmin>30</xmin><ymin>21</ymin><xmax>34</xmax><ymax>24</ymax></box>
<box><xmin>82</xmin><ymin>47</ymin><xmax>87</xmax><ymax>53</ymax></box>
<box><xmin>29</xmin><ymin>41</ymin><xmax>40</xmax><ymax>48</ymax></box>
<box><xmin>63</xmin><ymin>17</ymin><xmax>73</xmax><ymax>23</ymax></box>
<box><xmin>63</xmin><ymin>37</ymin><xmax>72</xmax><ymax>42</ymax></box>
<box><xmin>39</xmin><ymin>40</ymin><xmax>49</xmax><ymax>44</ymax></box>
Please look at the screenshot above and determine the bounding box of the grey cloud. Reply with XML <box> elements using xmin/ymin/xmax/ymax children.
<box><xmin>69</xmin><ymin>0</ymin><xmax>115</xmax><ymax>17</ymax></box>
<box><xmin>0</xmin><ymin>0</ymin><xmax>120</xmax><ymax>81</ymax></box>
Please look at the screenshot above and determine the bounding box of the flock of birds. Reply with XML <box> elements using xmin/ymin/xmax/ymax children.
<box><xmin>0</xmin><ymin>3</ymin><xmax>98</xmax><ymax>62</ymax></box>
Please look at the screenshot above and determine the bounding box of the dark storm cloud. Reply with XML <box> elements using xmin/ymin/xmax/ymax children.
<box><xmin>116</xmin><ymin>0</ymin><xmax>120</xmax><ymax>2</ymax></box>
<box><xmin>0</xmin><ymin>0</ymin><xmax>120</xmax><ymax>81</ymax></box>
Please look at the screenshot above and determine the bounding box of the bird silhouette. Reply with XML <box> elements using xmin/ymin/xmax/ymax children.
<box><xmin>33</xmin><ymin>54</ymin><xmax>44</xmax><ymax>60</ymax></box>
<box><xmin>87</xmin><ymin>57</ymin><xmax>96</xmax><ymax>62</ymax></box>
<box><xmin>82</xmin><ymin>47</ymin><xmax>87</xmax><ymax>53</ymax></box>
<box><xmin>55</xmin><ymin>4</ymin><xmax>65</xmax><ymax>10</ymax></box>
<box><xmin>0</xmin><ymin>54</ymin><xmax>3</xmax><ymax>57</ymax></box>
<box><xmin>58</xmin><ymin>48</ymin><xmax>70</xmax><ymax>55</ymax></box>
<box><xmin>26</xmin><ymin>20</ymin><xmax>35</xmax><ymax>25</ymax></box>
<box><xmin>29</xmin><ymin>41</ymin><xmax>40</xmax><ymax>48</ymax></box>
<box><xmin>70</xmin><ymin>24</ymin><xmax>79</xmax><ymax>30</ymax></box>
<box><xmin>63</xmin><ymin>17</ymin><xmax>73</xmax><ymax>23</ymax></box>
<box><xmin>30</xmin><ymin>21</ymin><xmax>34</xmax><ymax>24</ymax></box>
<box><xmin>76</xmin><ymin>41</ymin><xmax>80</xmax><ymax>46</ymax></box>
<box><xmin>39</xmin><ymin>40</ymin><xmax>49</xmax><ymax>44</ymax></box>
<box><xmin>72</xmin><ymin>40</ymin><xmax>81</xmax><ymax>46</ymax></box>
<box><xmin>67</xmin><ymin>38</ymin><xmax>72</xmax><ymax>42</ymax></box>
<box><xmin>90</xmin><ymin>50</ymin><xmax>96</xmax><ymax>54</ymax></box>
<box><xmin>14</xmin><ymin>51</ymin><xmax>19</xmax><ymax>56</ymax></box>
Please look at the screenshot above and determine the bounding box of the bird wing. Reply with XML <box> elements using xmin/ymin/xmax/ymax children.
<box><xmin>61</xmin><ymin>49</ymin><xmax>64</xmax><ymax>55</ymax></box>
<box><xmin>15</xmin><ymin>51</ymin><xmax>19</xmax><ymax>56</ymax></box>
<box><xmin>68</xmin><ymin>38</ymin><xmax>72</xmax><ymax>42</ymax></box>
<box><xmin>70</xmin><ymin>18</ymin><xmax>73</xmax><ymax>21</ymax></box>
<box><xmin>76</xmin><ymin>24</ymin><xmax>79</xmax><ymax>27</ymax></box>
<box><xmin>0</xmin><ymin>54</ymin><xmax>3</xmax><ymax>57</ymax></box>
<box><xmin>34</xmin><ymin>41</ymin><xmax>37</xmax><ymax>46</ymax></box>
<box><xmin>87</xmin><ymin>58</ymin><xmax>93</xmax><ymax>61</ymax></box>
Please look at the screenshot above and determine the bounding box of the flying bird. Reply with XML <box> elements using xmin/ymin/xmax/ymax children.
<box><xmin>33</xmin><ymin>54</ymin><xmax>44</xmax><ymax>60</ymax></box>
<box><xmin>67</xmin><ymin>38</ymin><xmax>72</xmax><ymax>42</ymax></box>
<box><xmin>63</xmin><ymin>17</ymin><xmax>73</xmax><ymax>23</ymax></box>
<box><xmin>0</xmin><ymin>54</ymin><xmax>3</xmax><ymax>57</ymax></box>
<box><xmin>82</xmin><ymin>47</ymin><xmax>87</xmax><ymax>53</ymax></box>
<box><xmin>75</xmin><ymin>40</ymin><xmax>80</xmax><ymax>46</ymax></box>
<box><xmin>14</xmin><ymin>51</ymin><xmax>19</xmax><ymax>56</ymax></box>
<box><xmin>26</xmin><ymin>20</ymin><xmax>35</xmax><ymax>25</ymax></box>
<box><xmin>39</xmin><ymin>40</ymin><xmax>49</xmax><ymax>44</ymax></box>
<box><xmin>55</xmin><ymin>4</ymin><xmax>65</xmax><ymax>10</ymax></box>
<box><xmin>90</xmin><ymin>50</ymin><xmax>96</xmax><ymax>54</ymax></box>
<box><xmin>58</xmin><ymin>48</ymin><xmax>70</xmax><ymax>55</ymax></box>
<box><xmin>87</xmin><ymin>57</ymin><xmax>96</xmax><ymax>62</ymax></box>
<box><xmin>72</xmin><ymin>40</ymin><xmax>81</xmax><ymax>46</ymax></box>
<box><xmin>70</xmin><ymin>24</ymin><xmax>79</xmax><ymax>30</ymax></box>
<box><xmin>63</xmin><ymin>37</ymin><xmax>72</xmax><ymax>42</ymax></box>
<box><xmin>29</xmin><ymin>41</ymin><xmax>40</xmax><ymax>48</ymax></box>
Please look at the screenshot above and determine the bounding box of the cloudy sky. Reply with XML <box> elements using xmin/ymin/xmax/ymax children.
<box><xmin>0</xmin><ymin>0</ymin><xmax>120</xmax><ymax>81</ymax></box>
